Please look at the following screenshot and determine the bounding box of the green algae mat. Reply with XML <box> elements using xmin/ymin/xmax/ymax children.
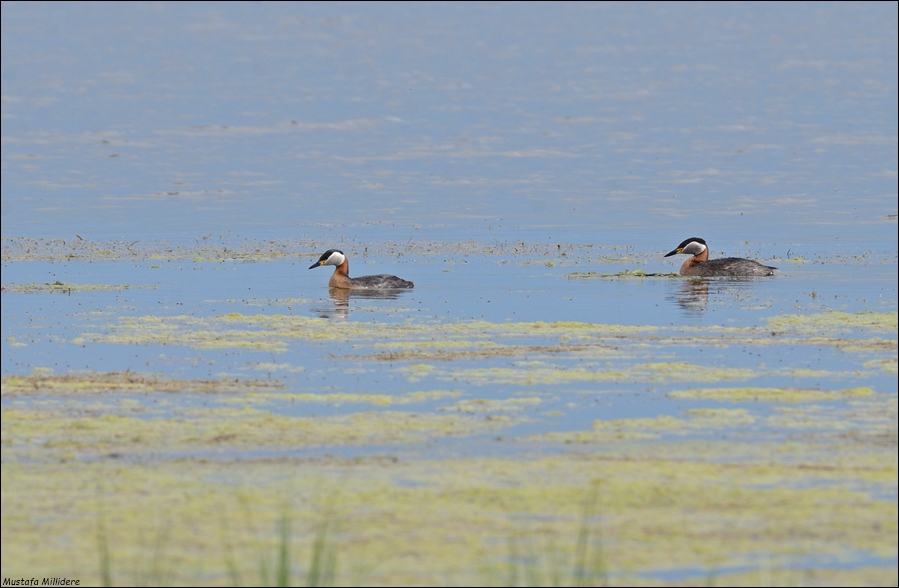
<box><xmin>3</xmin><ymin>318</ymin><xmax>896</xmax><ymax>585</ymax></box>
<box><xmin>2</xmin><ymin>238</ymin><xmax>897</xmax><ymax>585</ymax></box>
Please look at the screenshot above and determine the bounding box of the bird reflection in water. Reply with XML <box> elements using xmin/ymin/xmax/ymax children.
<box><xmin>312</xmin><ymin>287</ymin><xmax>411</xmax><ymax>319</ymax></box>
<box><xmin>669</xmin><ymin>278</ymin><xmax>711</xmax><ymax>315</ymax></box>
<box><xmin>667</xmin><ymin>277</ymin><xmax>767</xmax><ymax>316</ymax></box>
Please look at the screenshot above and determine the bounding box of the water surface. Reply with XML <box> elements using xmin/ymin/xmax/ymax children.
<box><xmin>2</xmin><ymin>2</ymin><xmax>896</xmax><ymax>585</ymax></box>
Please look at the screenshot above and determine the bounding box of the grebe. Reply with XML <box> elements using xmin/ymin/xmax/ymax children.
<box><xmin>309</xmin><ymin>249</ymin><xmax>414</xmax><ymax>289</ymax></box>
<box><xmin>664</xmin><ymin>238</ymin><xmax>777</xmax><ymax>277</ymax></box>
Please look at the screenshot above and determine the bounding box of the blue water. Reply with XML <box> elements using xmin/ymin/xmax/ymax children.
<box><xmin>2</xmin><ymin>2</ymin><xmax>895</xmax><ymax>244</ymax></box>
<box><xmin>1</xmin><ymin>12</ymin><xmax>896</xmax><ymax>584</ymax></box>
<box><xmin>2</xmin><ymin>2</ymin><xmax>897</xmax><ymax>447</ymax></box>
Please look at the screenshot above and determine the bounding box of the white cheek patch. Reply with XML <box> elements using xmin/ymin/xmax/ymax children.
<box><xmin>684</xmin><ymin>242</ymin><xmax>707</xmax><ymax>255</ymax></box>
<box><xmin>326</xmin><ymin>251</ymin><xmax>346</xmax><ymax>266</ymax></box>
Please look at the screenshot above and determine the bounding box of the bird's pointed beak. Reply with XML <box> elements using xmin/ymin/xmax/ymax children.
<box><xmin>664</xmin><ymin>247</ymin><xmax>682</xmax><ymax>258</ymax></box>
<box><xmin>309</xmin><ymin>260</ymin><xmax>322</xmax><ymax>269</ymax></box>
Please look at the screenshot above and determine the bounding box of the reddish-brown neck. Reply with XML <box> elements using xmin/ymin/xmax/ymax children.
<box><xmin>328</xmin><ymin>259</ymin><xmax>351</xmax><ymax>288</ymax></box>
<box><xmin>680</xmin><ymin>248</ymin><xmax>709</xmax><ymax>276</ymax></box>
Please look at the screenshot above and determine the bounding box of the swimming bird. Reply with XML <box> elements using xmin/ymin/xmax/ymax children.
<box><xmin>309</xmin><ymin>249</ymin><xmax>414</xmax><ymax>289</ymax></box>
<box><xmin>664</xmin><ymin>238</ymin><xmax>777</xmax><ymax>277</ymax></box>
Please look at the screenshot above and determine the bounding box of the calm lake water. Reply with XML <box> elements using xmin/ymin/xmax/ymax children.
<box><xmin>2</xmin><ymin>2</ymin><xmax>897</xmax><ymax>585</ymax></box>
<box><xmin>3</xmin><ymin>0</ymin><xmax>896</xmax><ymax>417</ymax></box>
<box><xmin>2</xmin><ymin>2</ymin><xmax>896</xmax><ymax>244</ymax></box>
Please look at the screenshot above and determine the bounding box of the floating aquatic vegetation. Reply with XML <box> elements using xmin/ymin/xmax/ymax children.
<box><xmin>0</xmin><ymin>370</ymin><xmax>283</xmax><ymax>397</ymax></box>
<box><xmin>2</xmin><ymin>240</ymin><xmax>895</xmax><ymax>585</ymax></box>
<box><xmin>415</xmin><ymin>362</ymin><xmax>756</xmax><ymax>386</ymax></box>
<box><xmin>352</xmin><ymin>342</ymin><xmax>609</xmax><ymax>362</ymax></box>
<box><xmin>765</xmin><ymin>396</ymin><xmax>897</xmax><ymax>436</ymax></box>
<box><xmin>1</xmin><ymin>281</ymin><xmax>156</xmax><ymax>294</ymax></box>
<box><xmin>2</xmin><ymin>406</ymin><xmax>511</xmax><ymax>461</ymax></box>
<box><xmin>766</xmin><ymin>311</ymin><xmax>898</xmax><ymax>334</ymax></box>
<box><xmin>864</xmin><ymin>358</ymin><xmax>898</xmax><ymax>373</ymax></box>
<box><xmin>3</xmin><ymin>442</ymin><xmax>895</xmax><ymax>586</ymax></box>
<box><xmin>71</xmin><ymin>311</ymin><xmax>897</xmax><ymax>360</ymax></box>
<box><xmin>668</xmin><ymin>386</ymin><xmax>877</xmax><ymax>402</ymax></box>
<box><xmin>74</xmin><ymin>313</ymin><xmax>662</xmax><ymax>353</ymax></box>
<box><xmin>565</xmin><ymin>269</ymin><xmax>680</xmax><ymax>279</ymax></box>
<box><xmin>590</xmin><ymin>408</ymin><xmax>756</xmax><ymax>435</ymax></box>
<box><xmin>0</xmin><ymin>236</ymin><xmax>646</xmax><ymax>265</ymax></box>
<box><xmin>223</xmin><ymin>390</ymin><xmax>462</xmax><ymax>407</ymax></box>
<box><xmin>780</xmin><ymin>256</ymin><xmax>810</xmax><ymax>263</ymax></box>
<box><xmin>441</xmin><ymin>397</ymin><xmax>541</xmax><ymax>413</ymax></box>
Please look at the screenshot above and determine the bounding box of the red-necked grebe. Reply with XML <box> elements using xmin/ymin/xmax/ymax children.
<box><xmin>664</xmin><ymin>238</ymin><xmax>777</xmax><ymax>277</ymax></box>
<box><xmin>309</xmin><ymin>249</ymin><xmax>414</xmax><ymax>289</ymax></box>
